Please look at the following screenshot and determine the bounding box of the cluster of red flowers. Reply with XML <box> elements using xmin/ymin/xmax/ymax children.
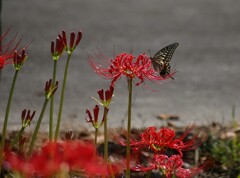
<box><xmin>116</xmin><ymin>126</ymin><xmax>211</xmax><ymax>178</ymax></box>
<box><xmin>0</xmin><ymin>26</ymin><xmax>213</xmax><ymax>177</ymax></box>
<box><xmin>4</xmin><ymin>140</ymin><xmax>124</xmax><ymax>177</ymax></box>
<box><xmin>89</xmin><ymin>52</ymin><xmax>175</xmax><ymax>86</ymax></box>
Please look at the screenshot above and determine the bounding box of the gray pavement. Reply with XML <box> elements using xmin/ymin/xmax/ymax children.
<box><xmin>1</xmin><ymin>0</ymin><xmax>240</xmax><ymax>131</ymax></box>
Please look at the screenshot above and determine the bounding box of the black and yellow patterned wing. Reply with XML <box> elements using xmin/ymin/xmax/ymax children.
<box><xmin>150</xmin><ymin>43</ymin><xmax>179</xmax><ymax>74</ymax></box>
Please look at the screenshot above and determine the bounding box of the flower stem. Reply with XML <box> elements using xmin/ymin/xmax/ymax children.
<box><xmin>49</xmin><ymin>60</ymin><xmax>57</xmax><ymax>140</ymax></box>
<box><xmin>54</xmin><ymin>53</ymin><xmax>72</xmax><ymax>140</ymax></box>
<box><xmin>94</xmin><ymin>128</ymin><xmax>98</xmax><ymax>145</ymax></box>
<box><xmin>103</xmin><ymin>107</ymin><xmax>108</xmax><ymax>162</ymax></box>
<box><xmin>10</xmin><ymin>127</ymin><xmax>24</xmax><ymax>148</ymax></box>
<box><xmin>0</xmin><ymin>0</ymin><xmax>2</xmax><ymax>107</ymax></box>
<box><xmin>0</xmin><ymin>70</ymin><xmax>2</xmax><ymax>110</ymax></box>
<box><xmin>0</xmin><ymin>70</ymin><xmax>19</xmax><ymax>168</ymax></box>
<box><xmin>27</xmin><ymin>98</ymin><xmax>49</xmax><ymax>157</ymax></box>
<box><xmin>126</xmin><ymin>77</ymin><xmax>133</xmax><ymax>178</ymax></box>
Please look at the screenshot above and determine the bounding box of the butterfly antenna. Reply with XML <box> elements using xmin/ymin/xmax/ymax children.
<box><xmin>148</xmin><ymin>49</ymin><xmax>153</xmax><ymax>59</ymax></box>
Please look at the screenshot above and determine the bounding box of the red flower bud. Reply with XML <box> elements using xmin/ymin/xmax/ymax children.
<box><xmin>69</xmin><ymin>32</ymin><xmax>75</xmax><ymax>49</ymax></box>
<box><xmin>45</xmin><ymin>79</ymin><xmax>58</xmax><ymax>99</ymax></box>
<box><xmin>75</xmin><ymin>31</ymin><xmax>82</xmax><ymax>47</ymax></box>
<box><xmin>21</xmin><ymin>109</ymin><xmax>36</xmax><ymax>128</ymax></box>
<box><xmin>51</xmin><ymin>37</ymin><xmax>64</xmax><ymax>60</ymax></box>
<box><xmin>97</xmin><ymin>89</ymin><xmax>104</xmax><ymax>101</ymax></box>
<box><xmin>85</xmin><ymin>105</ymin><xmax>104</xmax><ymax>129</ymax></box>
<box><xmin>61</xmin><ymin>30</ymin><xmax>67</xmax><ymax>49</ymax></box>
<box><xmin>93</xmin><ymin>105</ymin><xmax>99</xmax><ymax>123</ymax></box>
<box><xmin>13</xmin><ymin>48</ymin><xmax>27</xmax><ymax>70</ymax></box>
<box><xmin>59</xmin><ymin>30</ymin><xmax>82</xmax><ymax>53</ymax></box>
<box><xmin>97</xmin><ymin>86</ymin><xmax>114</xmax><ymax>107</ymax></box>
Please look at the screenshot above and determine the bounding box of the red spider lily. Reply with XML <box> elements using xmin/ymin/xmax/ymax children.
<box><xmin>0</xmin><ymin>28</ymin><xmax>23</xmax><ymax>69</ymax></box>
<box><xmin>5</xmin><ymin>140</ymin><xmax>124</xmax><ymax>177</ymax></box>
<box><xmin>132</xmin><ymin>154</ymin><xmax>211</xmax><ymax>178</ymax></box>
<box><xmin>21</xmin><ymin>109</ymin><xmax>36</xmax><ymax>128</ymax></box>
<box><xmin>97</xmin><ymin>85</ymin><xmax>114</xmax><ymax>107</ymax></box>
<box><xmin>117</xmin><ymin>125</ymin><xmax>207</xmax><ymax>157</ymax></box>
<box><xmin>13</xmin><ymin>48</ymin><xmax>27</xmax><ymax>70</ymax></box>
<box><xmin>89</xmin><ymin>52</ymin><xmax>175</xmax><ymax>87</ymax></box>
<box><xmin>59</xmin><ymin>30</ymin><xmax>82</xmax><ymax>53</ymax></box>
<box><xmin>51</xmin><ymin>36</ymin><xmax>64</xmax><ymax>60</ymax></box>
<box><xmin>45</xmin><ymin>79</ymin><xmax>59</xmax><ymax>99</ymax></box>
<box><xmin>86</xmin><ymin>104</ymin><xmax>108</xmax><ymax>129</ymax></box>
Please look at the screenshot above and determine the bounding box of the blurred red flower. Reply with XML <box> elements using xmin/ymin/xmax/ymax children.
<box><xmin>5</xmin><ymin>140</ymin><xmax>124</xmax><ymax>177</ymax></box>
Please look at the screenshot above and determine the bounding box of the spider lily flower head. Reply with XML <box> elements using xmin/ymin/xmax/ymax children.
<box><xmin>86</xmin><ymin>105</ymin><xmax>108</xmax><ymax>129</ymax></box>
<box><xmin>21</xmin><ymin>109</ymin><xmax>36</xmax><ymax>128</ymax></box>
<box><xmin>0</xmin><ymin>28</ymin><xmax>23</xmax><ymax>70</ymax></box>
<box><xmin>5</xmin><ymin>140</ymin><xmax>124</xmax><ymax>177</ymax></box>
<box><xmin>132</xmin><ymin>154</ymin><xmax>212</xmax><ymax>178</ymax></box>
<box><xmin>59</xmin><ymin>30</ymin><xmax>82</xmax><ymax>54</ymax></box>
<box><xmin>89</xmin><ymin>52</ymin><xmax>175</xmax><ymax>87</ymax></box>
<box><xmin>51</xmin><ymin>36</ymin><xmax>64</xmax><ymax>60</ymax></box>
<box><xmin>45</xmin><ymin>79</ymin><xmax>59</xmax><ymax>99</ymax></box>
<box><xmin>117</xmin><ymin>125</ymin><xmax>207</xmax><ymax>157</ymax></box>
<box><xmin>13</xmin><ymin>48</ymin><xmax>27</xmax><ymax>70</ymax></box>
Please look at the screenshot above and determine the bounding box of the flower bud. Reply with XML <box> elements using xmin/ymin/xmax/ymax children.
<box><xmin>13</xmin><ymin>48</ymin><xmax>27</xmax><ymax>70</ymax></box>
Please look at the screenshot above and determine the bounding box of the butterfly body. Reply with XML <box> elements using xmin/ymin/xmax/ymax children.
<box><xmin>150</xmin><ymin>43</ymin><xmax>179</xmax><ymax>79</ymax></box>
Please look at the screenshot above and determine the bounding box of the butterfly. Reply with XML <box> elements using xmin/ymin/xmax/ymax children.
<box><xmin>150</xmin><ymin>43</ymin><xmax>179</xmax><ymax>79</ymax></box>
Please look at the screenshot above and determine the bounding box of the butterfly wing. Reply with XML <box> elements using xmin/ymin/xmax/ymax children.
<box><xmin>153</xmin><ymin>43</ymin><xmax>179</xmax><ymax>64</ymax></box>
<box><xmin>151</xmin><ymin>57</ymin><xmax>162</xmax><ymax>71</ymax></box>
<box><xmin>151</xmin><ymin>43</ymin><xmax>179</xmax><ymax>73</ymax></box>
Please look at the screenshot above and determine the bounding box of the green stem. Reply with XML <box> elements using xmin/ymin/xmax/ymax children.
<box><xmin>0</xmin><ymin>70</ymin><xmax>1</xmax><ymax>89</ymax></box>
<box><xmin>54</xmin><ymin>53</ymin><xmax>72</xmax><ymax>140</ymax></box>
<box><xmin>0</xmin><ymin>70</ymin><xmax>19</xmax><ymax>168</ymax></box>
<box><xmin>49</xmin><ymin>60</ymin><xmax>57</xmax><ymax>140</ymax></box>
<box><xmin>0</xmin><ymin>0</ymin><xmax>2</xmax><ymax>109</ymax></box>
<box><xmin>27</xmin><ymin>98</ymin><xmax>49</xmax><ymax>157</ymax></box>
<box><xmin>94</xmin><ymin>128</ymin><xmax>98</xmax><ymax>145</ymax></box>
<box><xmin>126</xmin><ymin>78</ymin><xmax>133</xmax><ymax>178</ymax></box>
<box><xmin>103</xmin><ymin>107</ymin><xmax>108</xmax><ymax>162</ymax></box>
<box><xmin>0</xmin><ymin>0</ymin><xmax>1</xmax><ymax>40</ymax></box>
<box><xmin>11</xmin><ymin>127</ymin><xmax>24</xmax><ymax>148</ymax></box>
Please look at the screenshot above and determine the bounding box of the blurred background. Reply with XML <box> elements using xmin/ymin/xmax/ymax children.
<box><xmin>0</xmin><ymin>0</ymin><xmax>240</xmax><ymax>131</ymax></box>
